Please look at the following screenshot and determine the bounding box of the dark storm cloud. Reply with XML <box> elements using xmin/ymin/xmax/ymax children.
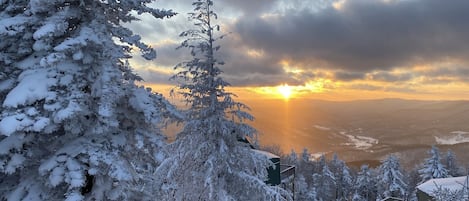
<box><xmin>218</xmin><ymin>0</ymin><xmax>278</xmax><ymax>15</ymax></box>
<box><xmin>235</xmin><ymin>0</ymin><xmax>469</xmax><ymax>72</ymax></box>
<box><xmin>421</xmin><ymin>66</ymin><xmax>469</xmax><ymax>78</ymax></box>
<box><xmin>334</xmin><ymin>71</ymin><xmax>365</xmax><ymax>81</ymax></box>
<box><xmin>139</xmin><ymin>34</ymin><xmax>291</xmax><ymax>86</ymax></box>
<box><xmin>369</xmin><ymin>71</ymin><xmax>414</xmax><ymax>82</ymax></box>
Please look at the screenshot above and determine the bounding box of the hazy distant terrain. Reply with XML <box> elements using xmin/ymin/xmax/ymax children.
<box><xmin>246</xmin><ymin>99</ymin><xmax>469</xmax><ymax>168</ymax></box>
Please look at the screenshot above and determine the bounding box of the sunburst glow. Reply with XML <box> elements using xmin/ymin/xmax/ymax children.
<box><xmin>277</xmin><ymin>84</ymin><xmax>293</xmax><ymax>99</ymax></box>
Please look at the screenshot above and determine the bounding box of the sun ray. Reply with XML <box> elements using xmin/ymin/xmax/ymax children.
<box><xmin>277</xmin><ymin>84</ymin><xmax>293</xmax><ymax>99</ymax></box>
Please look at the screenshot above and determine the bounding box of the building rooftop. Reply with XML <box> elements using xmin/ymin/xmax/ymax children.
<box><xmin>417</xmin><ymin>176</ymin><xmax>469</xmax><ymax>196</ymax></box>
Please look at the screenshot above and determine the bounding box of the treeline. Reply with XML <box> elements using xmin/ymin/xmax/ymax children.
<box><xmin>267</xmin><ymin>146</ymin><xmax>465</xmax><ymax>201</ymax></box>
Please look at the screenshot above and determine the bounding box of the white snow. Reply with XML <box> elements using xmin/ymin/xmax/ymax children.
<box><xmin>0</xmin><ymin>116</ymin><xmax>21</xmax><ymax>136</ymax></box>
<box><xmin>417</xmin><ymin>176</ymin><xmax>469</xmax><ymax>196</ymax></box>
<box><xmin>0</xmin><ymin>16</ymin><xmax>28</xmax><ymax>36</ymax></box>
<box><xmin>49</xmin><ymin>167</ymin><xmax>65</xmax><ymax>186</ymax></box>
<box><xmin>65</xmin><ymin>192</ymin><xmax>84</xmax><ymax>201</ymax></box>
<box><xmin>67</xmin><ymin>170</ymin><xmax>85</xmax><ymax>187</ymax></box>
<box><xmin>343</xmin><ymin>134</ymin><xmax>379</xmax><ymax>150</ymax></box>
<box><xmin>0</xmin><ymin>79</ymin><xmax>14</xmax><ymax>92</ymax></box>
<box><xmin>39</xmin><ymin>158</ymin><xmax>59</xmax><ymax>175</ymax></box>
<box><xmin>40</xmin><ymin>53</ymin><xmax>66</xmax><ymax>67</ymax></box>
<box><xmin>26</xmin><ymin>108</ymin><xmax>38</xmax><ymax>116</ymax></box>
<box><xmin>5</xmin><ymin>154</ymin><xmax>26</xmax><ymax>174</ymax></box>
<box><xmin>435</xmin><ymin>131</ymin><xmax>469</xmax><ymax>145</ymax></box>
<box><xmin>0</xmin><ymin>114</ymin><xmax>50</xmax><ymax>136</ymax></box>
<box><xmin>59</xmin><ymin>74</ymin><xmax>74</xmax><ymax>85</ymax></box>
<box><xmin>339</xmin><ymin>131</ymin><xmax>379</xmax><ymax>150</ymax></box>
<box><xmin>310</xmin><ymin>152</ymin><xmax>327</xmax><ymax>161</ymax></box>
<box><xmin>252</xmin><ymin>149</ymin><xmax>279</xmax><ymax>159</ymax></box>
<box><xmin>33</xmin><ymin>22</ymin><xmax>67</xmax><ymax>40</ymax></box>
<box><xmin>0</xmin><ymin>134</ymin><xmax>25</xmax><ymax>154</ymax></box>
<box><xmin>313</xmin><ymin>125</ymin><xmax>331</xmax><ymax>131</ymax></box>
<box><xmin>154</xmin><ymin>152</ymin><xmax>165</xmax><ymax>163</ymax></box>
<box><xmin>33</xmin><ymin>24</ymin><xmax>56</xmax><ymax>39</ymax></box>
<box><xmin>33</xmin><ymin>117</ymin><xmax>50</xmax><ymax>131</ymax></box>
<box><xmin>109</xmin><ymin>161</ymin><xmax>132</xmax><ymax>181</ymax></box>
<box><xmin>3</xmin><ymin>69</ymin><xmax>56</xmax><ymax>108</ymax></box>
<box><xmin>72</xmin><ymin>50</ymin><xmax>84</xmax><ymax>60</ymax></box>
<box><xmin>0</xmin><ymin>114</ymin><xmax>33</xmax><ymax>136</ymax></box>
<box><xmin>54</xmin><ymin>101</ymin><xmax>81</xmax><ymax>123</ymax></box>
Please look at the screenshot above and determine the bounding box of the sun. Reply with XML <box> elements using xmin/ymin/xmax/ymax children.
<box><xmin>277</xmin><ymin>84</ymin><xmax>293</xmax><ymax>99</ymax></box>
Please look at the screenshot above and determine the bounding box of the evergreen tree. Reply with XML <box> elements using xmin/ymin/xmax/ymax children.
<box><xmin>153</xmin><ymin>0</ymin><xmax>290</xmax><ymax>200</ymax></box>
<box><xmin>445</xmin><ymin>150</ymin><xmax>461</xmax><ymax>177</ymax></box>
<box><xmin>330</xmin><ymin>154</ymin><xmax>353</xmax><ymax>200</ymax></box>
<box><xmin>0</xmin><ymin>0</ymin><xmax>175</xmax><ymax>200</ymax></box>
<box><xmin>298</xmin><ymin>148</ymin><xmax>314</xmax><ymax>184</ymax></box>
<box><xmin>287</xmin><ymin>149</ymin><xmax>298</xmax><ymax>165</ymax></box>
<box><xmin>377</xmin><ymin>155</ymin><xmax>407</xmax><ymax>199</ymax></box>
<box><xmin>314</xmin><ymin>159</ymin><xmax>336</xmax><ymax>201</ymax></box>
<box><xmin>295</xmin><ymin>175</ymin><xmax>317</xmax><ymax>201</ymax></box>
<box><xmin>419</xmin><ymin>146</ymin><xmax>448</xmax><ymax>183</ymax></box>
<box><xmin>301</xmin><ymin>148</ymin><xmax>310</xmax><ymax>163</ymax></box>
<box><xmin>351</xmin><ymin>191</ymin><xmax>364</xmax><ymax>201</ymax></box>
<box><xmin>355</xmin><ymin>165</ymin><xmax>377</xmax><ymax>201</ymax></box>
<box><xmin>405</xmin><ymin>168</ymin><xmax>421</xmax><ymax>201</ymax></box>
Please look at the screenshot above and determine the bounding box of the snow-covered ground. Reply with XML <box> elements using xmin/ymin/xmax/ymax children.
<box><xmin>313</xmin><ymin>125</ymin><xmax>331</xmax><ymax>131</ymax></box>
<box><xmin>340</xmin><ymin>131</ymin><xmax>379</xmax><ymax>150</ymax></box>
<box><xmin>309</xmin><ymin>152</ymin><xmax>328</xmax><ymax>161</ymax></box>
<box><xmin>435</xmin><ymin>131</ymin><xmax>469</xmax><ymax>145</ymax></box>
<box><xmin>314</xmin><ymin>125</ymin><xmax>379</xmax><ymax>150</ymax></box>
<box><xmin>417</xmin><ymin>176</ymin><xmax>469</xmax><ymax>196</ymax></box>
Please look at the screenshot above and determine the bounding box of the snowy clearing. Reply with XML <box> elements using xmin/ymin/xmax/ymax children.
<box><xmin>435</xmin><ymin>131</ymin><xmax>469</xmax><ymax>145</ymax></box>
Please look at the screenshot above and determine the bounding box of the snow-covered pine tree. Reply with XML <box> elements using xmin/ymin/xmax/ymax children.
<box><xmin>419</xmin><ymin>146</ymin><xmax>449</xmax><ymax>183</ymax></box>
<box><xmin>0</xmin><ymin>1</ymin><xmax>175</xmax><ymax>200</ymax></box>
<box><xmin>298</xmin><ymin>148</ymin><xmax>314</xmax><ymax>184</ymax></box>
<box><xmin>445</xmin><ymin>150</ymin><xmax>461</xmax><ymax>177</ymax></box>
<box><xmin>287</xmin><ymin>149</ymin><xmax>298</xmax><ymax>165</ymax></box>
<box><xmin>301</xmin><ymin>148</ymin><xmax>310</xmax><ymax>163</ymax></box>
<box><xmin>405</xmin><ymin>168</ymin><xmax>421</xmax><ymax>201</ymax></box>
<box><xmin>377</xmin><ymin>155</ymin><xmax>407</xmax><ymax>199</ymax></box>
<box><xmin>355</xmin><ymin>165</ymin><xmax>377</xmax><ymax>201</ymax></box>
<box><xmin>330</xmin><ymin>154</ymin><xmax>353</xmax><ymax>200</ymax></box>
<box><xmin>153</xmin><ymin>0</ymin><xmax>290</xmax><ymax>200</ymax></box>
<box><xmin>313</xmin><ymin>157</ymin><xmax>336</xmax><ymax>201</ymax></box>
<box><xmin>295</xmin><ymin>175</ymin><xmax>317</xmax><ymax>201</ymax></box>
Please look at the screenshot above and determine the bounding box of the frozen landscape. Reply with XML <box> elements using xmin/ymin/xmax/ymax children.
<box><xmin>249</xmin><ymin>99</ymin><xmax>469</xmax><ymax>168</ymax></box>
<box><xmin>2</xmin><ymin>0</ymin><xmax>469</xmax><ymax>200</ymax></box>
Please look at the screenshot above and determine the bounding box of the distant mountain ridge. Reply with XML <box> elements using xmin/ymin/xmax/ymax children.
<box><xmin>247</xmin><ymin>98</ymin><xmax>469</xmax><ymax>169</ymax></box>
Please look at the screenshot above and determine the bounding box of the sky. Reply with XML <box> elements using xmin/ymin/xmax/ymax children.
<box><xmin>126</xmin><ymin>0</ymin><xmax>469</xmax><ymax>101</ymax></box>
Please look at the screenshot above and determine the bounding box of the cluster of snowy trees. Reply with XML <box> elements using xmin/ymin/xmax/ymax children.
<box><xmin>1</xmin><ymin>0</ymin><xmax>289</xmax><ymax>200</ymax></box>
<box><xmin>1</xmin><ymin>0</ymin><xmax>467</xmax><ymax>201</ymax></box>
<box><xmin>282</xmin><ymin>146</ymin><xmax>463</xmax><ymax>201</ymax></box>
<box><xmin>0</xmin><ymin>0</ymin><xmax>177</xmax><ymax>200</ymax></box>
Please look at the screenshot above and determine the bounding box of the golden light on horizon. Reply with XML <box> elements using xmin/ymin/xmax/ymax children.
<box><xmin>277</xmin><ymin>84</ymin><xmax>293</xmax><ymax>99</ymax></box>
<box><xmin>249</xmin><ymin>80</ymin><xmax>331</xmax><ymax>100</ymax></box>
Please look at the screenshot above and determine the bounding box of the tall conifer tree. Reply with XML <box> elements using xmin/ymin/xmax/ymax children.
<box><xmin>0</xmin><ymin>1</ymin><xmax>175</xmax><ymax>200</ymax></box>
<box><xmin>154</xmin><ymin>0</ymin><xmax>290</xmax><ymax>200</ymax></box>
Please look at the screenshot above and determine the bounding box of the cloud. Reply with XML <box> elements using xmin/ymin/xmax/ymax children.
<box><xmin>137</xmin><ymin>68</ymin><xmax>174</xmax><ymax>85</ymax></box>
<box><xmin>218</xmin><ymin>0</ymin><xmax>279</xmax><ymax>16</ymax></box>
<box><xmin>235</xmin><ymin>0</ymin><xmax>469</xmax><ymax>72</ymax></box>
<box><xmin>334</xmin><ymin>71</ymin><xmax>365</xmax><ymax>81</ymax></box>
<box><xmin>132</xmin><ymin>0</ymin><xmax>469</xmax><ymax>91</ymax></box>
<box><xmin>368</xmin><ymin>71</ymin><xmax>414</xmax><ymax>82</ymax></box>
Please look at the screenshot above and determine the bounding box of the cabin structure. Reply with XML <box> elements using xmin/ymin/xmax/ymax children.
<box><xmin>252</xmin><ymin>149</ymin><xmax>282</xmax><ymax>185</ymax></box>
<box><xmin>239</xmin><ymin>137</ymin><xmax>296</xmax><ymax>199</ymax></box>
<box><xmin>416</xmin><ymin>176</ymin><xmax>469</xmax><ymax>201</ymax></box>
